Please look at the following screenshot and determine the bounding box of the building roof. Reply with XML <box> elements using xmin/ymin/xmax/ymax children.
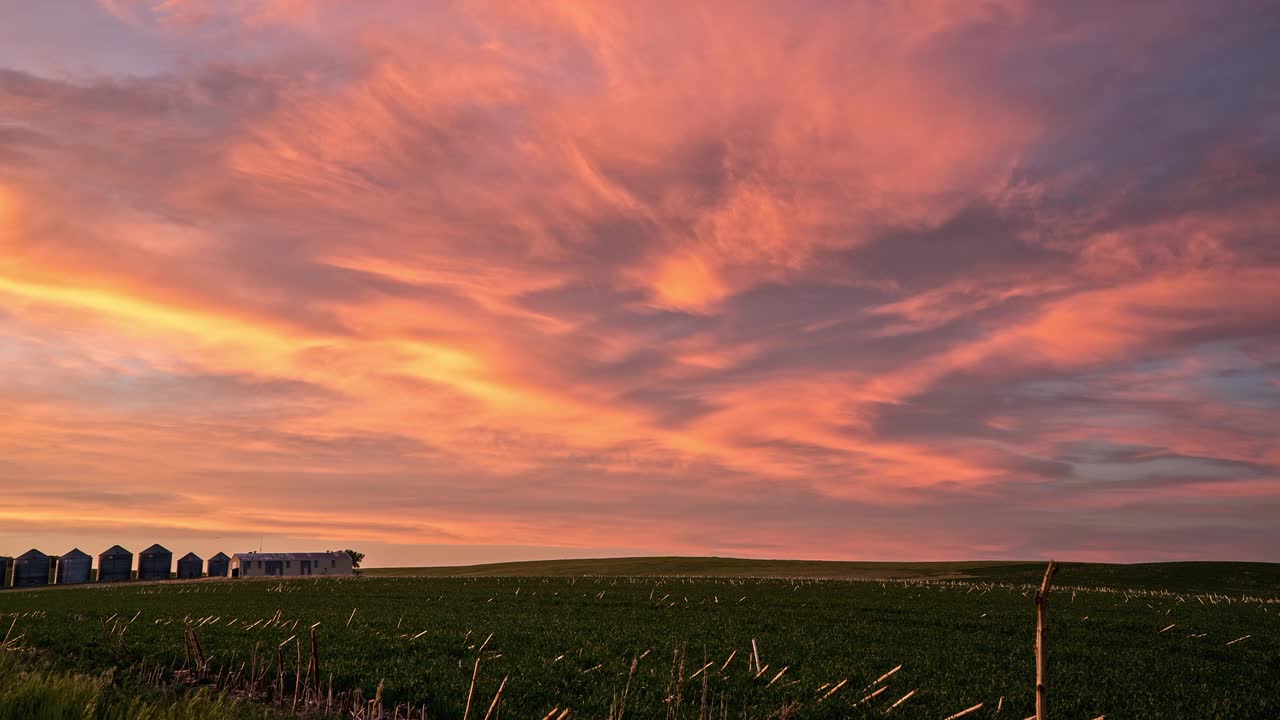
<box><xmin>232</xmin><ymin>552</ymin><xmax>347</xmax><ymax>562</ymax></box>
<box><xmin>141</xmin><ymin>544</ymin><xmax>171</xmax><ymax>555</ymax></box>
<box><xmin>179</xmin><ymin>552</ymin><xmax>202</xmax><ymax>562</ymax></box>
<box><xmin>17</xmin><ymin>548</ymin><xmax>47</xmax><ymax>560</ymax></box>
<box><xmin>209</xmin><ymin>552</ymin><xmax>230</xmax><ymax>561</ymax></box>
<box><xmin>101</xmin><ymin>545</ymin><xmax>131</xmax><ymax>556</ymax></box>
<box><xmin>61</xmin><ymin>548</ymin><xmax>91</xmax><ymax>560</ymax></box>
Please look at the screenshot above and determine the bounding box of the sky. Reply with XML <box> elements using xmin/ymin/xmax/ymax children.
<box><xmin>1</xmin><ymin>1</ymin><xmax>1278</xmax><ymax>568</ymax></box>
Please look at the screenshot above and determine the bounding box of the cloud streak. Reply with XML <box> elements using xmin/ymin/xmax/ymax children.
<box><xmin>1</xmin><ymin>0</ymin><xmax>1278</xmax><ymax>564</ymax></box>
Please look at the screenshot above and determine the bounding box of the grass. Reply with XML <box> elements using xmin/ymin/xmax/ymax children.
<box><xmin>1</xmin><ymin>559</ymin><xmax>1277</xmax><ymax>719</ymax></box>
<box><xmin>0</xmin><ymin>650</ymin><xmax>288</xmax><ymax>720</ymax></box>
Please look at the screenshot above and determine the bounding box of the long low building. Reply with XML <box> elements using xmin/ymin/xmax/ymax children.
<box><xmin>231</xmin><ymin>552</ymin><xmax>353</xmax><ymax>578</ymax></box>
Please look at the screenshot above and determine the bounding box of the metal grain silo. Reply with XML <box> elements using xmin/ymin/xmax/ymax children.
<box><xmin>97</xmin><ymin>545</ymin><xmax>133</xmax><ymax>582</ymax></box>
<box><xmin>55</xmin><ymin>548</ymin><xmax>92</xmax><ymax>585</ymax></box>
<box><xmin>0</xmin><ymin>555</ymin><xmax>11</xmax><ymax>588</ymax></box>
<box><xmin>13</xmin><ymin>549</ymin><xmax>51</xmax><ymax>587</ymax></box>
<box><xmin>206</xmin><ymin>552</ymin><xmax>230</xmax><ymax>578</ymax></box>
<box><xmin>176</xmin><ymin>552</ymin><xmax>203</xmax><ymax>579</ymax></box>
<box><xmin>137</xmin><ymin>544</ymin><xmax>172</xmax><ymax>580</ymax></box>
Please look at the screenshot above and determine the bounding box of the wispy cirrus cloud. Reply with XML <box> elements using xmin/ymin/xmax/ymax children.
<box><xmin>0</xmin><ymin>0</ymin><xmax>1277</xmax><ymax>564</ymax></box>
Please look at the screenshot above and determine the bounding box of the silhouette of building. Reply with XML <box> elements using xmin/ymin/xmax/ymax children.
<box><xmin>206</xmin><ymin>552</ymin><xmax>230</xmax><ymax>578</ymax></box>
<box><xmin>137</xmin><ymin>544</ymin><xmax>172</xmax><ymax>580</ymax></box>
<box><xmin>13</xmin><ymin>549</ymin><xmax>51</xmax><ymax>587</ymax></box>
<box><xmin>176</xmin><ymin>552</ymin><xmax>203</xmax><ymax>579</ymax></box>
<box><xmin>0</xmin><ymin>555</ymin><xmax>11</xmax><ymax>588</ymax></box>
<box><xmin>231</xmin><ymin>551</ymin><xmax>353</xmax><ymax>578</ymax></box>
<box><xmin>98</xmin><ymin>545</ymin><xmax>133</xmax><ymax>583</ymax></box>
<box><xmin>55</xmin><ymin>548</ymin><xmax>92</xmax><ymax>585</ymax></box>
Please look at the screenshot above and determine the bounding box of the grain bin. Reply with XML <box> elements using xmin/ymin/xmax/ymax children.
<box><xmin>97</xmin><ymin>545</ymin><xmax>133</xmax><ymax>582</ymax></box>
<box><xmin>55</xmin><ymin>548</ymin><xmax>92</xmax><ymax>584</ymax></box>
<box><xmin>176</xmin><ymin>552</ymin><xmax>203</xmax><ymax>579</ymax></box>
<box><xmin>13</xmin><ymin>549</ymin><xmax>50</xmax><ymax>587</ymax></box>
<box><xmin>137</xmin><ymin>544</ymin><xmax>172</xmax><ymax>580</ymax></box>
<box><xmin>206</xmin><ymin>552</ymin><xmax>230</xmax><ymax>578</ymax></box>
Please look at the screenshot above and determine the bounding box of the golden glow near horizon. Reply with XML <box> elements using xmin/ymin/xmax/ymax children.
<box><xmin>0</xmin><ymin>1</ymin><xmax>1277</xmax><ymax>566</ymax></box>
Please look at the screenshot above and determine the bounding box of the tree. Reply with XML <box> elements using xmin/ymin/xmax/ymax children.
<box><xmin>343</xmin><ymin>549</ymin><xmax>365</xmax><ymax>569</ymax></box>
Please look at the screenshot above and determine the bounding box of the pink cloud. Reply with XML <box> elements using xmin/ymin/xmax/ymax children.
<box><xmin>0</xmin><ymin>0</ymin><xmax>1278</xmax><ymax>563</ymax></box>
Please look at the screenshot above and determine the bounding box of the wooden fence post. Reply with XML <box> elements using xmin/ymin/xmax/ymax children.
<box><xmin>1035</xmin><ymin>559</ymin><xmax>1058</xmax><ymax>720</ymax></box>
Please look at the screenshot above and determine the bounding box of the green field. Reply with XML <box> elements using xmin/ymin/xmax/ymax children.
<box><xmin>366</xmin><ymin>556</ymin><xmax>1280</xmax><ymax>594</ymax></box>
<box><xmin>1</xmin><ymin>559</ymin><xmax>1277</xmax><ymax>719</ymax></box>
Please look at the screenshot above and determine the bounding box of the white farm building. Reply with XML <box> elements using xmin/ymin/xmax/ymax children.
<box><xmin>230</xmin><ymin>551</ymin><xmax>353</xmax><ymax>578</ymax></box>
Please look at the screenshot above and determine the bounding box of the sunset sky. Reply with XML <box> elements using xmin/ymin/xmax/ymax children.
<box><xmin>1</xmin><ymin>1</ymin><xmax>1278</xmax><ymax>567</ymax></box>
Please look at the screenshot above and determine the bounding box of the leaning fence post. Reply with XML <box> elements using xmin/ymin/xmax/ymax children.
<box><xmin>1035</xmin><ymin>559</ymin><xmax>1058</xmax><ymax>720</ymax></box>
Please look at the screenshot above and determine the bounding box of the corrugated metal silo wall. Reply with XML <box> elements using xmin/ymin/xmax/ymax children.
<box><xmin>13</xmin><ymin>556</ymin><xmax>50</xmax><ymax>586</ymax></box>
<box><xmin>138</xmin><ymin>553</ymin><xmax>172</xmax><ymax>580</ymax></box>
<box><xmin>98</xmin><ymin>553</ymin><xmax>133</xmax><ymax>582</ymax></box>
<box><xmin>57</xmin><ymin>557</ymin><xmax>93</xmax><ymax>584</ymax></box>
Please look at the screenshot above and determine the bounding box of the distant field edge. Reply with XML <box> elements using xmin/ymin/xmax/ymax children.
<box><xmin>361</xmin><ymin>556</ymin><xmax>1280</xmax><ymax>593</ymax></box>
<box><xmin>365</xmin><ymin>556</ymin><xmax>1037</xmax><ymax>579</ymax></box>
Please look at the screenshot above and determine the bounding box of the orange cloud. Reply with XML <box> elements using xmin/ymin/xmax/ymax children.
<box><xmin>1</xmin><ymin>0</ymin><xmax>1278</xmax><ymax>563</ymax></box>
